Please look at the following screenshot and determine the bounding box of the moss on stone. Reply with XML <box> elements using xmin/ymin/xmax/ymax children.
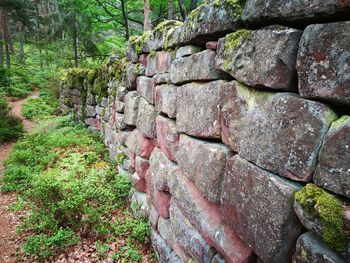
<box><xmin>295</xmin><ymin>184</ymin><xmax>347</xmax><ymax>251</ymax></box>
<box><xmin>235</xmin><ymin>82</ymin><xmax>272</xmax><ymax>111</ymax></box>
<box><xmin>66</xmin><ymin>68</ymin><xmax>89</xmax><ymax>89</ymax></box>
<box><xmin>330</xmin><ymin>115</ymin><xmax>350</xmax><ymax>129</ymax></box>
<box><xmin>130</xmin><ymin>31</ymin><xmax>152</xmax><ymax>55</ymax></box>
<box><xmin>213</xmin><ymin>0</ymin><xmax>245</xmax><ymax>16</ymax></box>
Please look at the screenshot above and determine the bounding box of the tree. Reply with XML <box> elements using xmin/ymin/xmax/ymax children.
<box><xmin>143</xmin><ymin>0</ymin><xmax>151</xmax><ymax>31</ymax></box>
<box><xmin>168</xmin><ymin>0</ymin><xmax>174</xmax><ymax>20</ymax></box>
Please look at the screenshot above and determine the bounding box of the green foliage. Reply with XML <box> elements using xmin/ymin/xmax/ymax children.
<box><xmin>0</xmin><ymin>96</ymin><xmax>24</xmax><ymax>142</ymax></box>
<box><xmin>22</xmin><ymin>90</ymin><xmax>59</xmax><ymax>119</ymax></box>
<box><xmin>2</xmin><ymin>116</ymin><xmax>150</xmax><ymax>260</ymax></box>
<box><xmin>295</xmin><ymin>184</ymin><xmax>347</xmax><ymax>251</ymax></box>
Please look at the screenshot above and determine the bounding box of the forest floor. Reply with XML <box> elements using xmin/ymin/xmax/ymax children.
<box><xmin>0</xmin><ymin>93</ymin><xmax>38</xmax><ymax>263</ymax></box>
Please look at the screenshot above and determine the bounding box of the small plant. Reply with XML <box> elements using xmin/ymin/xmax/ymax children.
<box><xmin>0</xmin><ymin>96</ymin><xmax>24</xmax><ymax>142</ymax></box>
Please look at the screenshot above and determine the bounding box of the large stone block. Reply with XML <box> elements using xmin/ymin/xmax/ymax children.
<box><xmin>135</xmin><ymin>156</ymin><xmax>150</xmax><ymax>179</ymax></box>
<box><xmin>170</xmin><ymin>200</ymin><xmax>216</xmax><ymax>262</ymax></box>
<box><xmin>221</xmin><ymin>81</ymin><xmax>337</xmax><ymax>181</ymax></box>
<box><xmin>151</xmin><ymin>230</ymin><xmax>172</xmax><ymax>262</ymax></box>
<box><xmin>314</xmin><ymin>116</ymin><xmax>350</xmax><ymax>198</ymax></box>
<box><xmin>171</xmin><ymin>50</ymin><xmax>228</xmax><ymax>84</ymax></box>
<box><xmin>216</xmin><ymin>27</ymin><xmax>302</xmax><ymax>91</ymax></box>
<box><xmin>169</xmin><ymin>171</ymin><xmax>253</xmax><ymax>263</ymax></box>
<box><xmin>177</xmin><ymin>80</ymin><xmax>227</xmax><ymax>139</ymax></box>
<box><xmin>125</xmin><ymin>63</ymin><xmax>143</xmax><ymax>89</ymax></box>
<box><xmin>243</xmin><ymin>0</ymin><xmax>350</xmax><ymax>24</ymax></box>
<box><xmin>154</xmin><ymin>84</ymin><xmax>177</xmax><ymax>119</ymax></box>
<box><xmin>123</xmin><ymin>91</ymin><xmax>140</xmax><ymax>126</ymax></box>
<box><xmin>293</xmin><ymin>232</ymin><xmax>347</xmax><ymax>263</ymax></box>
<box><xmin>153</xmin><ymin>73</ymin><xmax>171</xmax><ymax>85</ymax></box>
<box><xmin>156</xmin><ymin>116</ymin><xmax>179</xmax><ymax>162</ymax></box>
<box><xmin>221</xmin><ymin>155</ymin><xmax>303</xmax><ymax>263</ymax></box>
<box><xmin>125</xmin><ymin>129</ymin><xmax>155</xmax><ymax>158</ymax></box>
<box><xmin>131</xmin><ymin>172</ymin><xmax>147</xmax><ymax>193</ymax></box>
<box><xmin>136</xmin><ymin>76</ymin><xmax>155</xmax><ymax>104</ymax></box>
<box><xmin>297</xmin><ymin>22</ymin><xmax>350</xmax><ymax>106</ymax></box>
<box><xmin>176</xmin><ymin>134</ymin><xmax>232</xmax><ymax>203</ymax></box>
<box><xmin>137</xmin><ymin>97</ymin><xmax>157</xmax><ymax>138</ymax></box>
<box><xmin>181</xmin><ymin>0</ymin><xmax>243</xmax><ymax>45</ymax></box>
<box><xmin>175</xmin><ymin>45</ymin><xmax>202</xmax><ymax>58</ymax></box>
<box><xmin>146</xmin><ymin>51</ymin><xmax>173</xmax><ymax>77</ymax></box>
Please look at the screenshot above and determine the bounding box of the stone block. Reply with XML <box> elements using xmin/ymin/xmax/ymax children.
<box><xmin>314</xmin><ymin>116</ymin><xmax>350</xmax><ymax>198</ymax></box>
<box><xmin>137</xmin><ymin>97</ymin><xmax>157</xmax><ymax>138</ymax></box>
<box><xmin>149</xmin><ymin>204</ymin><xmax>159</xmax><ymax>230</ymax></box>
<box><xmin>151</xmin><ymin>230</ymin><xmax>172</xmax><ymax>262</ymax></box>
<box><xmin>206</xmin><ymin>41</ymin><xmax>218</xmax><ymax>50</ymax></box>
<box><xmin>153</xmin><ymin>73</ymin><xmax>171</xmax><ymax>85</ymax></box>
<box><xmin>171</xmin><ymin>50</ymin><xmax>229</xmax><ymax>84</ymax></box>
<box><xmin>86</xmin><ymin>105</ymin><xmax>96</xmax><ymax>117</ymax></box>
<box><xmin>123</xmin><ymin>91</ymin><xmax>140</xmax><ymax>126</ymax></box>
<box><xmin>176</xmin><ymin>134</ymin><xmax>232</xmax><ymax>203</ymax></box>
<box><xmin>216</xmin><ymin>26</ymin><xmax>302</xmax><ymax>91</ymax></box>
<box><xmin>175</xmin><ymin>45</ymin><xmax>202</xmax><ymax>58</ymax></box>
<box><xmin>221</xmin><ymin>155</ymin><xmax>303</xmax><ymax>263</ymax></box>
<box><xmin>135</xmin><ymin>156</ymin><xmax>150</xmax><ymax>179</ymax></box>
<box><xmin>130</xmin><ymin>189</ymin><xmax>149</xmax><ymax>219</ymax></box>
<box><xmin>177</xmin><ymin>80</ymin><xmax>227</xmax><ymax>139</ymax></box>
<box><xmin>156</xmin><ymin>116</ymin><xmax>179</xmax><ymax>162</ymax></box>
<box><xmin>125</xmin><ymin>129</ymin><xmax>155</xmax><ymax>159</ymax></box>
<box><xmin>136</xmin><ymin>76</ymin><xmax>155</xmax><ymax>104</ymax></box>
<box><xmin>146</xmin><ymin>51</ymin><xmax>173</xmax><ymax>77</ymax></box>
<box><xmin>131</xmin><ymin>172</ymin><xmax>147</xmax><ymax>193</ymax></box>
<box><xmin>297</xmin><ymin>22</ymin><xmax>350</xmax><ymax>106</ymax></box>
<box><xmin>154</xmin><ymin>84</ymin><xmax>177</xmax><ymax>119</ymax></box>
<box><xmin>221</xmin><ymin>81</ymin><xmax>337</xmax><ymax>181</ymax></box>
<box><xmin>125</xmin><ymin>63</ymin><xmax>143</xmax><ymax>89</ymax></box>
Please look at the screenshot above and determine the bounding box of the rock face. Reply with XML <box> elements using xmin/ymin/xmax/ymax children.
<box><xmin>154</xmin><ymin>84</ymin><xmax>177</xmax><ymax>119</ymax></box>
<box><xmin>220</xmin><ymin>81</ymin><xmax>337</xmax><ymax>181</ymax></box>
<box><xmin>297</xmin><ymin>22</ymin><xmax>350</xmax><ymax>106</ymax></box>
<box><xmin>293</xmin><ymin>232</ymin><xmax>347</xmax><ymax>263</ymax></box>
<box><xmin>125</xmin><ymin>129</ymin><xmax>155</xmax><ymax>158</ymax></box>
<box><xmin>136</xmin><ymin>98</ymin><xmax>157</xmax><ymax>138</ymax></box>
<box><xmin>314</xmin><ymin>116</ymin><xmax>350</xmax><ymax>198</ymax></box>
<box><xmin>221</xmin><ymin>155</ymin><xmax>303</xmax><ymax>263</ymax></box>
<box><xmin>177</xmin><ymin>80</ymin><xmax>227</xmax><ymax>139</ymax></box>
<box><xmin>216</xmin><ymin>27</ymin><xmax>302</xmax><ymax>91</ymax></box>
<box><xmin>175</xmin><ymin>45</ymin><xmax>202</xmax><ymax>58</ymax></box>
<box><xmin>123</xmin><ymin>91</ymin><xmax>140</xmax><ymax>126</ymax></box>
<box><xmin>176</xmin><ymin>134</ymin><xmax>232</xmax><ymax>203</ymax></box>
<box><xmin>156</xmin><ymin>116</ymin><xmax>179</xmax><ymax>162</ymax></box>
<box><xmin>136</xmin><ymin>76</ymin><xmax>155</xmax><ymax>104</ymax></box>
<box><xmin>242</xmin><ymin>0</ymin><xmax>350</xmax><ymax>25</ymax></box>
<box><xmin>171</xmin><ymin>50</ymin><xmax>229</xmax><ymax>84</ymax></box>
<box><xmin>146</xmin><ymin>51</ymin><xmax>173</xmax><ymax>77</ymax></box>
<box><xmin>181</xmin><ymin>0</ymin><xmax>243</xmax><ymax>45</ymax></box>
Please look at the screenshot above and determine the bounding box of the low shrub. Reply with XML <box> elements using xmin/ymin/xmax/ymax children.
<box><xmin>0</xmin><ymin>96</ymin><xmax>23</xmax><ymax>142</ymax></box>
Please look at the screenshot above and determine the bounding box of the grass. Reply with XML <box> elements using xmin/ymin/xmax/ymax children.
<box><xmin>0</xmin><ymin>95</ymin><xmax>24</xmax><ymax>142</ymax></box>
<box><xmin>1</xmin><ymin>116</ymin><xmax>153</xmax><ymax>261</ymax></box>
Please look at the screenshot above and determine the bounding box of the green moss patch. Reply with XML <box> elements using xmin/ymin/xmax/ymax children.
<box><xmin>295</xmin><ymin>184</ymin><xmax>347</xmax><ymax>251</ymax></box>
<box><xmin>65</xmin><ymin>68</ymin><xmax>89</xmax><ymax>89</ymax></box>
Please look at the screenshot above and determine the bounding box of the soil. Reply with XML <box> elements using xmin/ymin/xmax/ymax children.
<box><xmin>0</xmin><ymin>94</ymin><xmax>37</xmax><ymax>263</ymax></box>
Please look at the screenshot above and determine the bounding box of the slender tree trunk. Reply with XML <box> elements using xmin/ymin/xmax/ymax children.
<box><xmin>0</xmin><ymin>9</ymin><xmax>10</xmax><ymax>69</ymax></box>
<box><xmin>178</xmin><ymin>0</ymin><xmax>186</xmax><ymax>20</ymax></box>
<box><xmin>19</xmin><ymin>23</ymin><xmax>25</xmax><ymax>63</ymax></box>
<box><xmin>0</xmin><ymin>9</ymin><xmax>4</xmax><ymax>67</ymax></box>
<box><xmin>35</xmin><ymin>0</ymin><xmax>43</xmax><ymax>69</ymax></box>
<box><xmin>168</xmin><ymin>0</ymin><xmax>174</xmax><ymax>20</ymax></box>
<box><xmin>72</xmin><ymin>14</ymin><xmax>78</xmax><ymax>67</ymax></box>
<box><xmin>121</xmin><ymin>0</ymin><xmax>129</xmax><ymax>40</ymax></box>
<box><xmin>190</xmin><ymin>0</ymin><xmax>198</xmax><ymax>11</ymax></box>
<box><xmin>2</xmin><ymin>9</ymin><xmax>13</xmax><ymax>56</ymax></box>
<box><xmin>143</xmin><ymin>0</ymin><xmax>152</xmax><ymax>31</ymax></box>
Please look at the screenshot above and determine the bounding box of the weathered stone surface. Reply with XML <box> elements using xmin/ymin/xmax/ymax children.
<box><xmin>181</xmin><ymin>1</ymin><xmax>243</xmax><ymax>45</ymax></box>
<box><xmin>131</xmin><ymin>172</ymin><xmax>147</xmax><ymax>193</ymax></box>
<box><xmin>211</xmin><ymin>254</ymin><xmax>225</xmax><ymax>263</ymax></box>
<box><xmin>115</xmin><ymin>113</ymin><xmax>130</xmax><ymax>130</ymax></box>
<box><xmin>137</xmin><ymin>98</ymin><xmax>157</xmax><ymax>138</ymax></box>
<box><xmin>206</xmin><ymin>41</ymin><xmax>218</xmax><ymax>50</ymax></box>
<box><xmin>177</xmin><ymin>80</ymin><xmax>227</xmax><ymax>139</ymax></box>
<box><xmin>297</xmin><ymin>22</ymin><xmax>350</xmax><ymax>106</ymax></box>
<box><xmin>130</xmin><ymin>189</ymin><xmax>149</xmax><ymax>218</ymax></box>
<box><xmin>156</xmin><ymin>116</ymin><xmax>179</xmax><ymax>162</ymax></box>
<box><xmin>116</xmin><ymin>86</ymin><xmax>128</xmax><ymax>102</ymax></box>
<box><xmin>171</xmin><ymin>50</ymin><xmax>229</xmax><ymax>84</ymax></box>
<box><xmin>146</xmin><ymin>51</ymin><xmax>173</xmax><ymax>77</ymax></box>
<box><xmin>221</xmin><ymin>155</ymin><xmax>303</xmax><ymax>263</ymax></box>
<box><xmin>175</xmin><ymin>45</ymin><xmax>202</xmax><ymax>58</ymax></box>
<box><xmin>86</xmin><ymin>105</ymin><xmax>96</xmax><ymax>117</ymax></box>
<box><xmin>169</xmin><ymin>171</ymin><xmax>253</xmax><ymax>263</ymax></box>
<box><xmin>136</xmin><ymin>76</ymin><xmax>155</xmax><ymax>104</ymax></box>
<box><xmin>95</xmin><ymin>106</ymin><xmax>104</xmax><ymax>116</ymax></box>
<box><xmin>84</xmin><ymin>118</ymin><xmax>101</xmax><ymax>130</ymax></box>
<box><xmin>221</xmin><ymin>81</ymin><xmax>338</xmax><ymax>181</ymax></box>
<box><xmin>154</xmin><ymin>84</ymin><xmax>177</xmax><ymax>119</ymax></box>
<box><xmin>148</xmin><ymin>147</ymin><xmax>178</xmax><ymax>192</ymax></box>
<box><xmin>293</xmin><ymin>232</ymin><xmax>347</xmax><ymax>263</ymax></box>
<box><xmin>135</xmin><ymin>156</ymin><xmax>150</xmax><ymax>179</ymax></box>
<box><xmin>123</xmin><ymin>91</ymin><xmax>140</xmax><ymax>126</ymax></box>
<box><xmin>151</xmin><ymin>230</ymin><xmax>172</xmax><ymax>262</ymax></box>
<box><xmin>126</xmin><ymin>45</ymin><xmax>138</xmax><ymax>63</ymax></box>
<box><xmin>153</xmin><ymin>73</ymin><xmax>171</xmax><ymax>85</ymax></box>
<box><xmin>314</xmin><ymin>116</ymin><xmax>350</xmax><ymax>198</ymax></box>
<box><xmin>125</xmin><ymin>129</ymin><xmax>155</xmax><ymax>158</ymax></box>
<box><xmin>125</xmin><ymin>63</ymin><xmax>143</xmax><ymax>89</ymax></box>
<box><xmin>216</xmin><ymin>26</ymin><xmax>302</xmax><ymax>91</ymax></box>
<box><xmin>170</xmin><ymin>200</ymin><xmax>216</xmax><ymax>262</ymax></box>
<box><xmin>176</xmin><ymin>134</ymin><xmax>232</xmax><ymax>203</ymax></box>
<box><xmin>86</xmin><ymin>93</ymin><xmax>96</xmax><ymax>105</ymax></box>
<box><xmin>115</xmin><ymin>101</ymin><xmax>124</xmax><ymax>113</ymax></box>
<box><xmin>149</xmin><ymin>204</ymin><xmax>159</xmax><ymax>230</ymax></box>
<box><xmin>153</xmin><ymin>190</ymin><xmax>171</xmax><ymax>219</ymax></box>
<box><xmin>243</xmin><ymin>0</ymin><xmax>350</xmax><ymax>25</ymax></box>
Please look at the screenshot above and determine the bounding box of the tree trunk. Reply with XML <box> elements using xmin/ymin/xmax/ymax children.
<box><xmin>34</xmin><ymin>0</ymin><xmax>43</xmax><ymax>69</ymax></box>
<box><xmin>190</xmin><ymin>0</ymin><xmax>198</xmax><ymax>11</ymax></box>
<box><xmin>72</xmin><ymin>14</ymin><xmax>78</xmax><ymax>67</ymax></box>
<box><xmin>19</xmin><ymin>23</ymin><xmax>25</xmax><ymax>63</ymax></box>
<box><xmin>143</xmin><ymin>0</ymin><xmax>152</xmax><ymax>31</ymax></box>
<box><xmin>121</xmin><ymin>0</ymin><xmax>129</xmax><ymax>40</ymax></box>
<box><xmin>0</xmin><ymin>9</ymin><xmax>10</xmax><ymax>69</ymax></box>
<box><xmin>0</xmin><ymin>9</ymin><xmax>4</xmax><ymax>67</ymax></box>
<box><xmin>168</xmin><ymin>0</ymin><xmax>174</xmax><ymax>20</ymax></box>
<box><xmin>178</xmin><ymin>0</ymin><xmax>186</xmax><ymax>20</ymax></box>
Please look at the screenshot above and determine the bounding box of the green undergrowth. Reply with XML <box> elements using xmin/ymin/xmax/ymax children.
<box><xmin>1</xmin><ymin>116</ymin><xmax>151</xmax><ymax>261</ymax></box>
<box><xmin>22</xmin><ymin>89</ymin><xmax>60</xmax><ymax>120</ymax></box>
<box><xmin>0</xmin><ymin>95</ymin><xmax>24</xmax><ymax>142</ymax></box>
<box><xmin>295</xmin><ymin>184</ymin><xmax>347</xmax><ymax>251</ymax></box>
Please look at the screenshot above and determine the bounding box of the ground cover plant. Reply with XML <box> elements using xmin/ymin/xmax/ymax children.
<box><xmin>0</xmin><ymin>95</ymin><xmax>23</xmax><ymax>142</ymax></box>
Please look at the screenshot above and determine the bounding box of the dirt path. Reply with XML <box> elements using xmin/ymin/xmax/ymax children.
<box><xmin>0</xmin><ymin>93</ymin><xmax>38</xmax><ymax>263</ymax></box>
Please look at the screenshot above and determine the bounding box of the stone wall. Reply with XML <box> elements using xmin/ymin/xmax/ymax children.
<box><xmin>59</xmin><ymin>1</ymin><xmax>350</xmax><ymax>262</ymax></box>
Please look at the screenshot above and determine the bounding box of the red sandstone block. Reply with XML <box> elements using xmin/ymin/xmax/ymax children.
<box><xmin>125</xmin><ymin>129</ymin><xmax>155</xmax><ymax>159</ymax></box>
<box><xmin>154</xmin><ymin>190</ymin><xmax>171</xmax><ymax>219</ymax></box>
<box><xmin>206</xmin><ymin>41</ymin><xmax>218</xmax><ymax>50</ymax></box>
<box><xmin>156</xmin><ymin>115</ymin><xmax>179</xmax><ymax>162</ymax></box>
<box><xmin>131</xmin><ymin>173</ymin><xmax>147</xmax><ymax>193</ymax></box>
<box><xmin>135</xmin><ymin>156</ymin><xmax>150</xmax><ymax>179</ymax></box>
